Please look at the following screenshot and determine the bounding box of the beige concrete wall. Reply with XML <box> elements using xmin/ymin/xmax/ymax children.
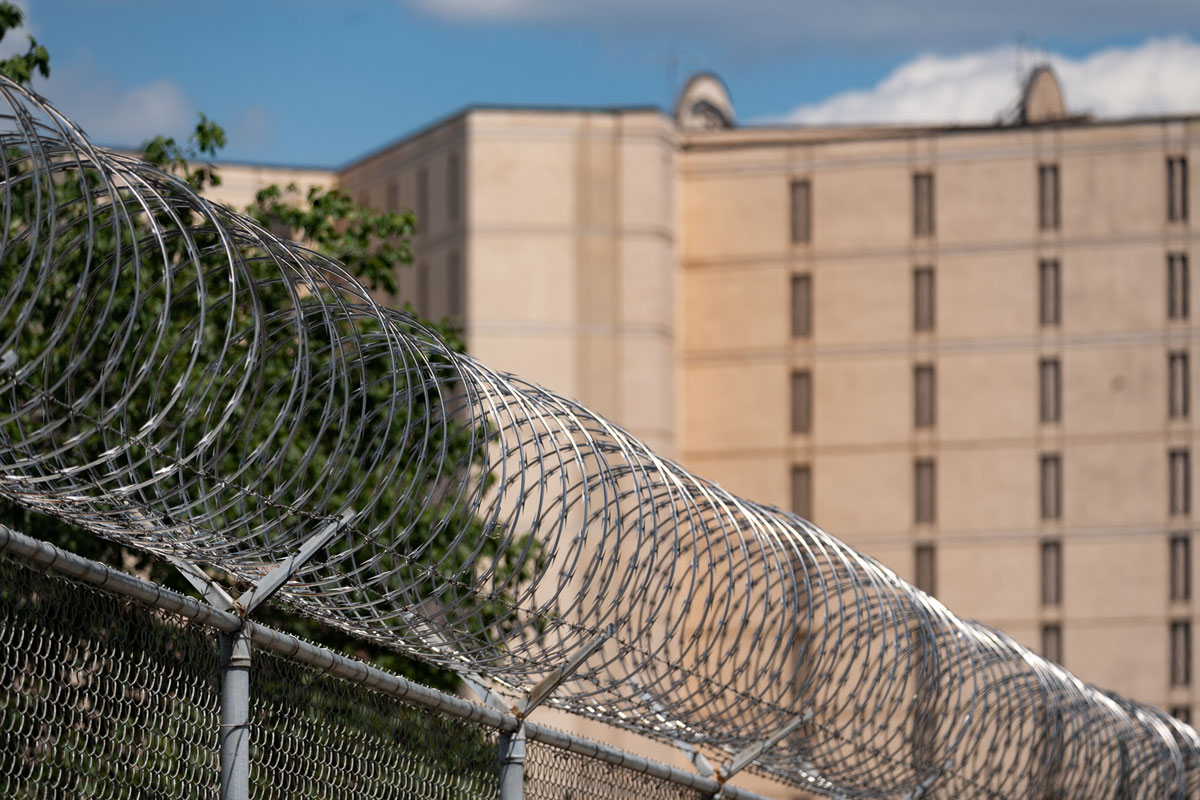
<box><xmin>339</xmin><ymin>114</ymin><xmax>469</xmax><ymax>322</ymax></box>
<box><xmin>680</xmin><ymin>113</ymin><xmax>1200</xmax><ymax>719</ymax></box>
<box><xmin>328</xmin><ymin>95</ymin><xmax>1200</xmax><ymax>792</ymax></box>
<box><xmin>341</xmin><ymin>109</ymin><xmax>678</xmax><ymax>455</ymax></box>
<box><xmin>206</xmin><ymin>161</ymin><xmax>336</xmax><ymax>216</ymax></box>
<box><xmin>465</xmin><ymin>109</ymin><xmax>678</xmax><ymax>455</ymax></box>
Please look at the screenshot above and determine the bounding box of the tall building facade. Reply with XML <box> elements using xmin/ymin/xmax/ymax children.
<box><xmin>340</xmin><ymin>106</ymin><xmax>679</xmax><ymax>458</ymax></box>
<box><xmin>673</xmin><ymin>69</ymin><xmax>1198</xmax><ymax>723</ymax></box>
<box><xmin>222</xmin><ymin>67</ymin><xmax>1200</xmax><ymax>789</ymax></box>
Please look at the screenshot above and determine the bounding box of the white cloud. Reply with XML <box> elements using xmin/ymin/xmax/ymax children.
<box><xmin>406</xmin><ymin>0</ymin><xmax>1200</xmax><ymax>54</ymax></box>
<box><xmin>0</xmin><ymin>0</ymin><xmax>34</xmax><ymax>60</ymax></box>
<box><xmin>416</xmin><ymin>0</ymin><xmax>534</xmax><ymax>21</ymax></box>
<box><xmin>1058</xmin><ymin>37</ymin><xmax>1200</xmax><ymax>118</ymax></box>
<box><xmin>29</xmin><ymin>53</ymin><xmax>276</xmax><ymax>158</ymax></box>
<box><xmin>780</xmin><ymin>36</ymin><xmax>1200</xmax><ymax>125</ymax></box>
<box><xmin>36</xmin><ymin>54</ymin><xmax>196</xmax><ymax>147</ymax></box>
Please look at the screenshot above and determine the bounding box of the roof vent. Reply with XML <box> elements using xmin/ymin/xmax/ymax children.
<box><xmin>1020</xmin><ymin>65</ymin><xmax>1067</xmax><ymax>124</ymax></box>
<box><xmin>675</xmin><ymin>73</ymin><xmax>735</xmax><ymax>130</ymax></box>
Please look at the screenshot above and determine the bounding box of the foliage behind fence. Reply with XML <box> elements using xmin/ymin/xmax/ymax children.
<box><xmin>4</xmin><ymin>72</ymin><xmax>1200</xmax><ymax>799</ymax></box>
<box><xmin>0</xmin><ymin>544</ymin><xmax>766</xmax><ymax>800</ymax></box>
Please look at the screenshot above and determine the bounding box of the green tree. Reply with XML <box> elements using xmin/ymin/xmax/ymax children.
<box><xmin>0</xmin><ymin>3</ymin><xmax>47</xmax><ymax>85</ymax></box>
<box><xmin>0</xmin><ymin>2</ymin><xmax>530</xmax><ymax>689</ymax></box>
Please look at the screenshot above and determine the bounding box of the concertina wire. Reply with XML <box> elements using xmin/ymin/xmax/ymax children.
<box><xmin>0</xmin><ymin>76</ymin><xmax>1195</xmax><ymax>798</ymax></box>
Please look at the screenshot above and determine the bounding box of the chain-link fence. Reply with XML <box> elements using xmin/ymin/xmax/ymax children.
<box><xmin>1</xmin><ymin>551</ymin><xmax>219</xmax><ymax>800</ymax></box>
<box><xmin>524</xmin><ymin>740</ymin><xmax>706</xmax><ymax>800</ymax></box>
<box><xmin>0</xmin><ymin>535</ymin><xmax>776</xmax><ymax>800</ymax></box>
<box><xmin>250</xmin><ymin>648</ymin><xmax>499</xmax><ymax>800</ymax></box>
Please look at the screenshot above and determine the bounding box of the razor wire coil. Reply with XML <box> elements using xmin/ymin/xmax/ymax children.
<box><xmin>0</xmin><ymin>76</ymin><xmax>1197</xmax><ymax>798</ymax></box>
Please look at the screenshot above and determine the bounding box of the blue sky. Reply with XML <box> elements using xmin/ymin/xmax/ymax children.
<box><xmin>17</xmin><ymin>0</ymin><xmax>1200</xmax><ymax>166</ymax></box>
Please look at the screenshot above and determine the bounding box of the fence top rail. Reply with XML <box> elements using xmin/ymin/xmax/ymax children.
<box><xmin>0</xmin><ymin>523</ymin><xmax>773</xmax><ymax>800</ymax></box>
<box><xmin>0</xmin><ymin>75</ymin><xmax>1197</xmax><ymax>797</ymax></box>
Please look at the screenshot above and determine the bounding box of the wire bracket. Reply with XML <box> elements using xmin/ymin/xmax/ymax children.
<box><xmin>519</xmin><ymin>625</ymin><xmax>614</xmax><ymax>719</ymax></box>
<box><xmin>717</xmin><ymin>709</ymin><xmax>812</xmax><ymax>783</ymax></box>
<box><xmin>236</xmin><ymin>508</ymin><xmax>356</xmax><ymax>617</ymax></box>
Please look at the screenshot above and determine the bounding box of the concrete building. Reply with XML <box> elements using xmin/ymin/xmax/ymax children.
<box><xmin>204</xmin><ymin>161</ymin><xmax>337</xmax><ymax>218</ymax></box>
<box><xmin>339</xmin><ymin>105</ymin><xmax>679</xmax><ymax>458</ymax></box>
<box><xmin>226</xmin><ymin>67</ymin><xmax>1200</xmax><ymax>791</ymax></box>
<box><xmin>671</xmin><ymin>69</ymin><xmax>1198</xmax><ymax>725</ymax></box>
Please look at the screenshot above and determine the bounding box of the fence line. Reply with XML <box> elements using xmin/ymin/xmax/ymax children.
<box><xmin>0</xmin><ymin>523</ymin><xmax>775</xmax><ymax>800</ymax></box>
<box><xmin>3</xmin><ymin>74</ymin><xmax>1200</xmax><ymax>798</ymax></box>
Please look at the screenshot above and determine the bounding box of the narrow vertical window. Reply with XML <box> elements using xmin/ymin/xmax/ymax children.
<box><xmin>790</xmin><ymin>179</ymin><xmax>811</xmax><ymax>244</ymax></box>
<box><xmin>416</xmin><ymin>166</ymin><xmax>429</xmax><ymax>235</ymax></box>
<box><xmin>1041</xmin><ymin>454</ymin><xmax>1062</xmax><ymax>520</ymax></box>
<box><xmin>913</xmin><ymin>172</ymin><xmax>934</xmax><ymax>237</ymax></box>
<box><xmin>1172</xmin><ymin>620</ymin><xmax>1192</xmax><ymax>686</ymax></box>
<box><xmin>386</xmin><ymin>180</ymin><xmax>399</xmax><ymax>213</ymax></box>
<box><xmin>914</xmin><ymin>364</ymin><xmax>936</xmax><ymax>428</ymax></box>
<box><xmin>1171</xmin><ymin>706</ymin><xmax>1192</xmax><ymax>724</ymax></box>
<box><xmin>1040</xmin><ymin>358</ymin><xmax>1061</xmax><ymax>423</ymax></box>
<box><xmin>1038</xmin><ymin>164</ymin><xmax>1060</xmax><ymax>230</ymax></box>
<box><xmin>791</xmin><ymin>465</ymin><xmax>811</xmax><ymax>519</ymax></box>
<box><xmin>1169</xmin><ymin>253</ymin><xmax>1190</xmax><ymax>320</ymax></box>
<box><xmin>790</xmin><ymin>370</ymin><xmax>812</xmax><ymax>434</ymax></box>
<box><xmin>1041</xmin><ymin>623</ymin><xmax>1062</xmax><ymax>664</ymax></box>
<box><xmin>1169</xmin><ymin>156</ymin><xmax>1189</xmax><ymax>222</ymax></box>
<box><xmin>1170</xmin><ymin>351</ymin><xmax>1190</xmax><ymax>419</ymax></box>
<box><xmin>1171</xmin><ymin>449</ymin><xmax>1192</xmax><ymax>516</ymax></box>
<box><xmin>913</xmin><ymin>267</ymin><xmax>935</xmax><ymax>331</ymax></box>
<box><xmin>1041</xmin><ymin>539</ymin><xmax>1062</xmax><ymax>606</ymax></box>
<box><xmin>447</xmin><ymin>152</ymin><xmax>461</xmax><ymax>226</ymax></box>
<box><xmin>1171</xmin><ymin>534</ymin><xmax>1191</xmax><ymax>602</ymax></box>
<box><xmin>914</xmin><ymin>459</ymin><xmax>936</xmax><ymax>524</ymax></box>
<box><xmin>791</xmin><ymin>274</ymin><xmax>812</xmax><ymax>338</ymax></box>
<box><xmin>914</xmin><ymin>543</ymin><xmax>935</xmax><ymax>595</ymax></box>
<box><xmin>447</xmin><ymin>250</ymin><xmax>462</xmax><ymax>318</ymax></box>
<box><xmin>1039</xmin><ymin>259</ymin><xmax>1060</xmax><ymax>326</ymax></box>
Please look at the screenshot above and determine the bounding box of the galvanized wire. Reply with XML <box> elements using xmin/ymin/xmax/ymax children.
<box><xmin>525</xmin><ymin>735</ymin><xmax>704</xmax><ymax>800</ymax></box>
<box><xmin>0</xmin><ymin>554</ymin><xmax>220</xmax><ymax>799</ymax></box>
<box><xmin>0</xmin><ymin>551</ymin><xmax>502</xmax><ymax>800</ymax></box>
<box><xmin>1</xmin><ymin>75</ymin><xmax>1199</xmax><ymax>797</ymax></box>
<box><xmin>250</xmin><ymin>647</ymin><xmax>498</xmax><ymax>800</ymax></box>
<box><xmin>0</xmin><ymin>524</ymin><xmax>776</xmax><ymax>800</ymax></box>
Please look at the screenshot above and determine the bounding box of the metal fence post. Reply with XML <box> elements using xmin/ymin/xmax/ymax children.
<box><xmin>499</xmin><ymin>723</ymin><xmax>526</xmax><ymax>800</ymax></box>
<box><xmin>219</xmin><ymin>628</ymin><xmax>251</xmax><ymax>800</ymax></box>
<box><xmin>173</xmin><ymin>516</ymin><xmax>353</xmax><ymax>799</ymax></box>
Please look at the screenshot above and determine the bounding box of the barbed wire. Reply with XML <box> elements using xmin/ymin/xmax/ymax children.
<box><xmin>0</xmin><ymin>76</ymin><xmax>1197</xmax><ymax>798</ymax></box>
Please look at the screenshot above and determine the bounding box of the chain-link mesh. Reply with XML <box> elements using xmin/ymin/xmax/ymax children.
<box><xmin>0</xmin><ymin>554</ymin><xmax>220</xmax><ymax>799</ymax></box>
<box><xmin>0</xmin><ymin>552</ymin><xmax>502</xmax><ymax>800</ymax></box>
<box><xmin>251</xmin><ymin>647</ymin><xmax>498</xmax><ymax>799</ymax></box>
<box><xmin>2</xmin><ymin>543</ymin><xmax>781</xmax><ymax>800</ymax></box>
<box><xmin>524</xmin><ymin>737</ymin><xmax>707</xmax><ymax>800</ymax></box>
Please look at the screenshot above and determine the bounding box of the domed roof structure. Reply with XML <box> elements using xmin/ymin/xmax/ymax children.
<box><xmin>1020</xmin><ymin>65</ymin><xmax>1068</xmax><ymax>124</ymax></box>
<box><xmin>675</xmin><ymin>72</ymin><xmax>735</xmax><ymax>130</ymax></box>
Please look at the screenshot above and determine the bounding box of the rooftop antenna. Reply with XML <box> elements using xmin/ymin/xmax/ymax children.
<box><xmin>650</xmin><ymin>48</ymin><xmax>699</xmax><ymax>111</ymax></box>
<box><xmin>1015</xmin><ymin>32</ymin><xmax>1031</xmax><ymax>88</ymax></box>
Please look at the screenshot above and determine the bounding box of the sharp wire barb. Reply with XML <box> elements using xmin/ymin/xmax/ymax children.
<box><xmin>0</xmin><ymin>76</ymin><xmax>1197</xmax><ymax>798</ymax></box>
